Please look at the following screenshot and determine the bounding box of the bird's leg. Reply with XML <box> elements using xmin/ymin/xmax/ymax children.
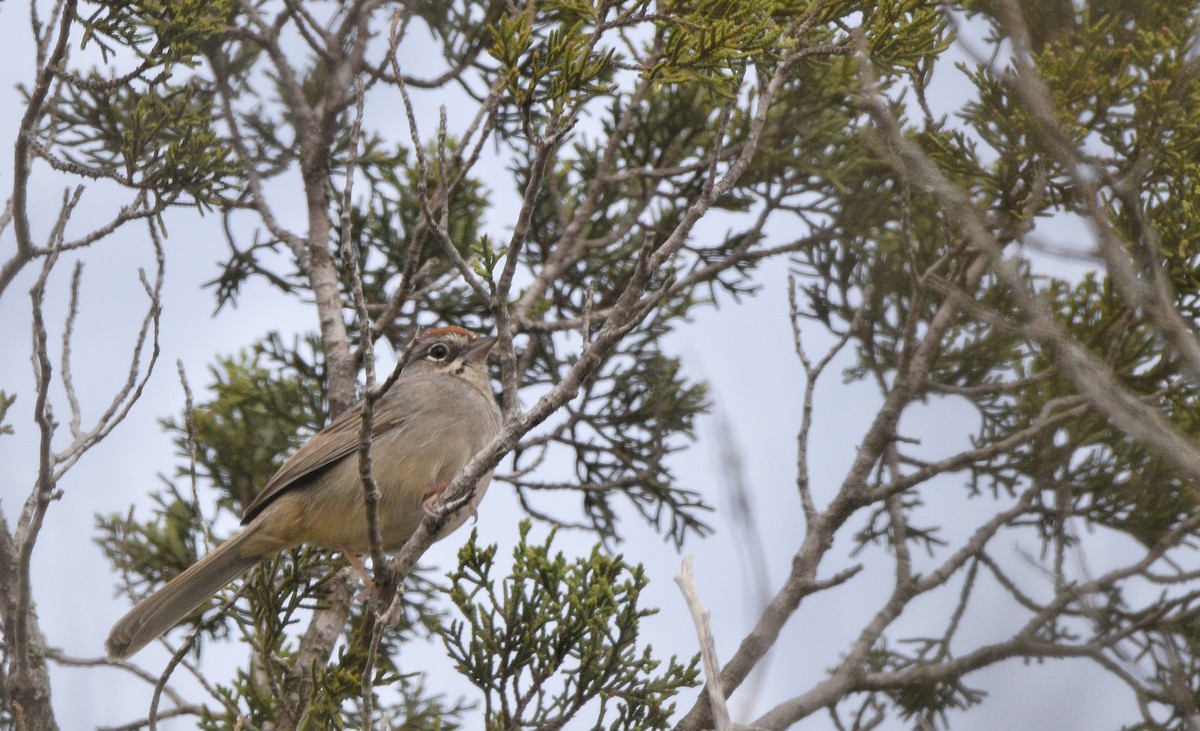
<box><xmin>341</xmin><ymin>546</ymin><xmax>376</xmax><ymax>602</ymax></box>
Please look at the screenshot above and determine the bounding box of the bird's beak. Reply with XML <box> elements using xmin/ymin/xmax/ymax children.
<box><xmin>464</xmin><ymin>335</ymin><xmax>498</xmax><ymax>363</ymax></box>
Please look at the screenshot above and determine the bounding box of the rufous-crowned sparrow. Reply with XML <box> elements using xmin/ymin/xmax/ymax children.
<box><xmin>106</xmin><ymin>326</ymin><xmax>501</xmax><ymax>660</ymax></box>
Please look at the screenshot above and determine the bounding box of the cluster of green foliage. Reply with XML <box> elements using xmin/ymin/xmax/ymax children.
<box><xmin>0</xmin><ymin>391</ymin><xmax>16</xmax><ymax>437</ymax></box>
<box><xmin>785</xmin><ymin>2</ymin><xmax>1200</xmax><ymax>723</ymax></box>
<box><xmin>443</xmin><ymin>523</ymin><xmax>699</xmax><ymax>730</ymax></box>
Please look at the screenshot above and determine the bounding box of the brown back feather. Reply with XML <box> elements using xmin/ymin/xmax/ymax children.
<box><xmin>240</xmin><ymin>398</ymin><xmax>408</xmax><ymax>524</ymax></box>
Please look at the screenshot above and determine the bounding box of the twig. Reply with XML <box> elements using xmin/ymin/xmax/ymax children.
<box><xmin>52</xmin><ymin>221</ymin><xmax>163</xmax><ymax>480</ymax></box>
<box><xmin>2</xmin><ymin>0</ymin><xmax>76</xmax><ymax>299</ymax></box>
<box><xmin>176</xmin><ymin>361</ymin><xmax>211</xmax><ymax>552</ymax></box>
<box><xmin>675</xmin><ymin>555</ymin><xmax>732</xmax><ymax>731</ymax></box>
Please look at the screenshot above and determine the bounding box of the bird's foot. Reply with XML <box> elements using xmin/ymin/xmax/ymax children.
<box><xmin>420</xmin><ymin>481</ymin><xmax>448</xmax><ymax>516</ymax></box>
<box><xmin>421</xmin><ymin>481</ymin><xmax>478</xmax><ymax>522</ymax></box>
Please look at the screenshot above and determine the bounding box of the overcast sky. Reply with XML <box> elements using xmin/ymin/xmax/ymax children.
<box><xmin>0</xmin><ymin>4</ymin><xmax>1150</xmax><ymax>729</ymax></box>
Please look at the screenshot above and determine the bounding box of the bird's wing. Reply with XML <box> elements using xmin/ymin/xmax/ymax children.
<box><xmin>240</xmin><ymin>399</ymin><xmax>407</xmax><ymax>524</ymax></box>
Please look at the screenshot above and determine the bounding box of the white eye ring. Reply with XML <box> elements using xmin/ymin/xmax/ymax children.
<box><xmin>428</xmin><ymin>343</ymin><xmax>450</xmax><ymax>360</ymax></box>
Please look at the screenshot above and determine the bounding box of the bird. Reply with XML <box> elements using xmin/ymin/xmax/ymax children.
<box><xmin>106</xmin><ymin>326</ymin><xmax>502</xmax><ymax>660</ymax></box>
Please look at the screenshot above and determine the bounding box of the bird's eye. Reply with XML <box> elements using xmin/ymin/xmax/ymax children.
<box><xmin>427</xmin><ymin>343</ymin><xmax>451</xmax><ymax>360</ymax></box>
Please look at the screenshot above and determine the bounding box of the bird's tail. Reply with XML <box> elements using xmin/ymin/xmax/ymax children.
<box><xmin>106</xmin><ymin>525</ymin><xmax>265</xmax><ymax>660</ymax></box>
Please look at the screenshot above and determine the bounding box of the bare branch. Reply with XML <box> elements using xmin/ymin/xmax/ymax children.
<box><xmin>2</xmin><ymin>0</ymin><xmax>76</xmax><ymax>300</ymax></box>
<box><xmin>676</xmin><ymin>555</ymin><xmax>732</xmax><ymax>731</ymax></box>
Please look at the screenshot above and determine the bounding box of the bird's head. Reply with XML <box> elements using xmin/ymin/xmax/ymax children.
<box><xmin>402</xmin><ymin>326</ymin><xmax>497</xmax><ymax>384</ymax></box>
